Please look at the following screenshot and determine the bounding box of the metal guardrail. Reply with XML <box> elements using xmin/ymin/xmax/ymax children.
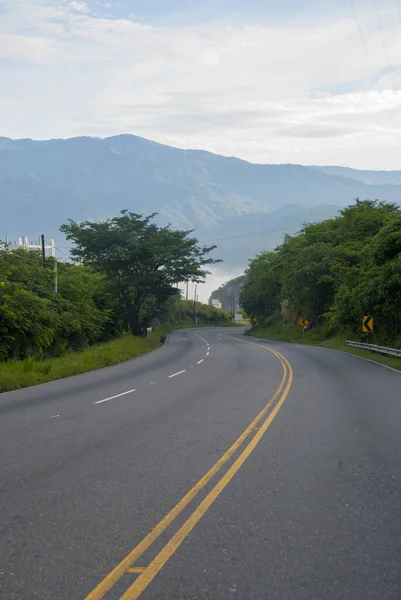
<box><xmin>346</xmin><ymin>340</ymin><xmax>401</xmax><ymax>358</ymax></box>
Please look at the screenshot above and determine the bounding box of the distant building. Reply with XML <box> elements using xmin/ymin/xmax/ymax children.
<box><xmin>2</xmin><ymin>236</ymin><xmax>56</xmax><ymax>256</ymax></box>
<box><xmin>211</xmin><ymin>299</ymin><xmax>222</xmax><ymax>309</ymax></box>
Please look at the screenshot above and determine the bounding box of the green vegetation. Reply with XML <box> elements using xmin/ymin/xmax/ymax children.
<box><xmin>0</xmin><ymin>248</ymin><xmax>124</xmax><ymax>361</ymax></box>
<box><xmin>0</xmin><ymin>327</ymin><xmax>171</xmax><ymax>392</ymax></box>
<box><xmin>0</xmin><ymin>212</ymin><xmax>232</xmax><ymax>391</ymax></box>
<box><xmin>0</xmin><ymin>296</ymin><xmax>234</xmax><ymax>392</ymax></box>
<box><xmin>61</xmin><ymin>210</ymin><xmax>218</xmax><ymax>336</ymax></box>
<box><xmin>240</xmin><ymin>200</ymin><xmax>401</xmax><ymax>369</ymax></box>
<box><xmin>165</xmin><ymin>297</ymin><xmax>232</xmax><ymax>327</ymax></box>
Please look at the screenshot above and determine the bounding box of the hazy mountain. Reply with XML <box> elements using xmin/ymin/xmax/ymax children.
<box><xmin>312</xmin><ymin>165</ymin><xmax>401</xmax><ymax>186</ymax></box>
<box><xmin>209</xmin><ymin>275</ymin><xmax>247</xmax><ymax>313</ymax></box>
<box><xmin>1</xmin><ymin>134</ymin><xmax>400</xmax><ymax>269</ymax></box>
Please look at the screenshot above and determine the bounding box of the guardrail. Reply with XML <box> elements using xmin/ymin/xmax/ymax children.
<box><xmin>346</xmin><ymin>340</ymin><xmax>401</xmax><ymax>358</ymax></box>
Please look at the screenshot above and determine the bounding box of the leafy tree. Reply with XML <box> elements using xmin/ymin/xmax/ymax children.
<box><xmin>0</xmin><ymin>245</ymin><xmax>123</xmax><ymax>360</ymax></box>
<box><xmin>238</xmin><ymin>199</ymin><xmax>401</xmax><ymax>344</ymax></box>
<box><xmin>240</xmin><ymin>252</ymin><xmax>280</xmax><ymax>321</ymax></box>
<box><xmin>60</xmin><ymin>211</ymin><xmax>219</xmax><ymax>335</ymax></box>
<box><xmin>0</xmin><ymin>247</ymin><xmax>58</xmax><ymax>359</ymax></box>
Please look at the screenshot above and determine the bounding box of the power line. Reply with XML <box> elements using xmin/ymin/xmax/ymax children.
<box><xmin>348</xmin><ymin>0</ymin><xmax>395</xmax><ymax>127</ymax></box>
<box><xmin>398</xmin><ymin>0</ymin><xmax>401</xmax><ymax>26</ymax></box>
<box><xmin>45</xmin><ymin>239</ymin><xmax>70</xmax><ymax>259</ymax></box>
<box><xmin>201</xmin><ymin>225</ymin><xmax>297</xmax><ymax>244</ymax></box>
<box><xmin>373</xmin><ymin>0</ymin><xmax>396</xmax><ymax>89</ymax></box>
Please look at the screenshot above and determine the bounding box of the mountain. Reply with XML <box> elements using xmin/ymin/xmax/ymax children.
<box><xmin>209</xmin><ymin>275</ymin><xmax>247</xmax><ymax>313</ymax></box>
<box><xmin>1</xmin><ymin>134</ymin><xmax>400</xmax><ymax>269</ymax></box>
<box><xmin>312</xmin><ymin>166</ymin><xmax>401</xmax><ymax>186</ymax></box>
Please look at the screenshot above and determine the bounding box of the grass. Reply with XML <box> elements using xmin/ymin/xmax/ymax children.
<box><xmin>0</xmin><ymin>326</ymin><xmax>171</xmax><ymax>393</ymax></box>
<box><xmin>248</xmin><ymin>323</ymin><xmax>401</xmax><ymax>372</ymax></box>
<box><xmin>0</xmin><ymin>321</ymin><xmax>242</xmax><ymax>393</ymax></box>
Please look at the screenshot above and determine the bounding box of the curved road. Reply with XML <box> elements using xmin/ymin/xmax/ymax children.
<box><xmin>0</xmin><ymin>328</ymin><xmax>400</xmax><ymax>599</ymax></box>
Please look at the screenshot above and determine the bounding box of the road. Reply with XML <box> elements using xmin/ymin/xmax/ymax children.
<box><xmin>0</xmin><ymin>328</ymin><xmax>400</xmax><ymax>600</ymax></box>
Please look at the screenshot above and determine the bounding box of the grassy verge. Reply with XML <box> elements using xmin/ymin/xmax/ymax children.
<box><xmin>0</xmin><ymin>322</ymin><xmax>242</xmax><ymax>393</ymax></box>
<box><xmin>248</xmin><ymin>323</ymin><xmax>401</xmax><ymax>371</ymax></box>
<box><xmin>0</xmin><ymin>326</ymin><xmax>172</xmax><ymax>393</ymax></box>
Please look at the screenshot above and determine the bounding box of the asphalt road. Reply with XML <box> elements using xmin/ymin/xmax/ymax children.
<box><xmin>0</xmin><ymin>328</ymin><xmax>400</xmax><ymax>600</ymax></box>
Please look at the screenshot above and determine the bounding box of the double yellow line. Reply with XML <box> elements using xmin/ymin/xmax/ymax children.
<box><xmin>85</xmin><ymin>340</ymin><xmax>293</xmax><ymax>600</ymax></box>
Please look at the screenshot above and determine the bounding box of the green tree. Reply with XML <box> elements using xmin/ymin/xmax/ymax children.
<box><xmin>240</xmin><ymin>199</ymin><xmax>401</xmax><ymax>344</ymax></box>
<box><xmin>0</xmin><ymin>247</ymin><xmax>58</xmax><ymax>359</ymax></box>
<box><xmin>60</xmin><ymin>211</ymin><xmax>219</xmax><ymax>335</ymax></box>
<box><xmin>240</xmin><ymin>252</ymin><xmax>280</xmax><ymax>321</ymax></box>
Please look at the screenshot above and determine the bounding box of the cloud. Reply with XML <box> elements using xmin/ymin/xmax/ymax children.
<box><xmin>0</xmin><ymin>0</ymin><xmax>401</xmax><ymax>168</ymax></box>
<box><xmin>69</xmin><ymin>1</ymin><xmax>89</xmax><ymax>12</ymax></box>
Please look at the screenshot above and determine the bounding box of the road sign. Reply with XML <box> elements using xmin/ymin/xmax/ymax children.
<box><xmin>362</xmin><ymin>316</ymin><xmax>374</xmax><ymax>333</ymax></box>
<box><xmin>299</xmin><ymin>317</ymin><xmax>309</xmax><ymax>328</ymax></box>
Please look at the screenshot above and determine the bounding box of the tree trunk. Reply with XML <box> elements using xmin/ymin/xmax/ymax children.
<box><xmin>127</xmin><ymin>304</ymin><xmax>144</xmax><ymax>337</ymax></box>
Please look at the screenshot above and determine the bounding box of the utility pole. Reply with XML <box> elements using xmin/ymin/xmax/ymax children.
<box><xmin>40</xmin><ymin>234</ymin><xmax>46</xmax><ymax>268</ymax></box>
<box><xmin>193</xmin><ymin>284</ymin><xmax>197</xmax><ymax>323</ymax></box>
<box><xmin>54</xmin><ymin>257</ymin><xmax>58</xmax><ymax>293</ymax></box>
<box><xmin>186</xmin><ymin>280</ymin><xmax>189</xmax><ymax>300</ymax></box>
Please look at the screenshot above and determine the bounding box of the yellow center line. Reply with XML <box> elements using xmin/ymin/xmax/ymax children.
<box><xmin>126</xmin><ymin>567</ymin><xmax>146</xmax><ymax>574</ymax></box>
<box><xmin>120</xmin><ymin>347</ymin><xmax>293</xmax><ymax>600</ymax></box>
<box><xmin>85</xmin><ymin>340</ymin><xmax>292</xmax><ymax>600</ymax></box>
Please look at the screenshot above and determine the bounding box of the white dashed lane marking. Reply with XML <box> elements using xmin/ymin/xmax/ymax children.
<box><xmin>95</xmin><ymin>389</ymin><xmax>136</xmax><ymax>405</ymax></box>
<box><xmin>168</xmin><ymin>370</ymin><xmax>186</xmax><ymax>378</ymax></box>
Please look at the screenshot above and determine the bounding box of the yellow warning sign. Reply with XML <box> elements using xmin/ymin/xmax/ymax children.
<box><xmin>299</xmin><ymin>317</ymin><xmax>309</xmax><ymax>328</ymax></box>
<box><xmin>362</xmin><ymin>316</ymin><xmax>373</xmax><ymax>333</ymax></box>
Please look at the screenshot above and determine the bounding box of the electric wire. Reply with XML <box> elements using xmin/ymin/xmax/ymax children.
<box><xmin>348</xmin><ymin>0</ymin><xmax>395</xmax><ymax>127</ymax></box>
<box><xmin>373</xmin><ymin>0</ymin><xmax>396</xmax><ymax>89</ymax></box>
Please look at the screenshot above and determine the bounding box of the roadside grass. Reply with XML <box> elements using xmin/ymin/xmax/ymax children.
<box><xmin>0</xmin><ymin>326</ymin><xmax>171</xmax><ymax>393</ymax></box>
<box><xmin>248</xmin><ymin>323</ymin><xmax>401</xmax><ymax>372</ymax></box>
<box><xmin>0</xmin><ymin>321</ymin><xmax>242</xmax><ymax>393</ymax></box>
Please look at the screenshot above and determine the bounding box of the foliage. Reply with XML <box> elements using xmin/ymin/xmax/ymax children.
<box><xmin>0</xmin><ymin>246</ymin><xmax>123</xmax><ymax>361</ymax></box>
<box><xmin>164</xmin><ymin>297</ymin><xmax>232</xmax><ymax>325</ymax></box>
<box><xmin>240</xmin><ymin>200</ymin><xmax>401</xmax><ymax>344</ymax></box>
<box><xmin>60</xmin><ymin>211</ymin><xmax>219</xmax><ymax>335</ymax></box>
<box><xmin>0</xmin><ymin>211</ymin><xmax>227</xmax><ymax>370</ymax></box>
<box><xmin>0</xmin><ymin>327</ymin><xmax>171</xmax><ymax>392</ymax></box>
<box><xmin>238</xmin><ymin>252</ymin><xmax>280</xmax><ymax>324</ymax></box>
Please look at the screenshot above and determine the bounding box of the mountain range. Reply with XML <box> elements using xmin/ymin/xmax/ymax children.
<box><xmin>1</xmin><ymin>134</ymin><xmax>400</xmax><ymax>269</ymax></box>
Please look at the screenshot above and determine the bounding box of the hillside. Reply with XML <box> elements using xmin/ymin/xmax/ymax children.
<box><xmin>209</xmin><ymin>275</ymin><xmax>247</xmax><ymax>313</ymax></box>
<box><xmin>1</xmin><ymin>134</ymin><xmax>401</xmax><ymax>268</ymax></box>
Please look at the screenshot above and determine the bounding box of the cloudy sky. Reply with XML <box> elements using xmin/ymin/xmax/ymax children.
<box><xmin>1</xmin><ymin>0</ymin><xmax>401</xmax><ymax>168</ymax></box>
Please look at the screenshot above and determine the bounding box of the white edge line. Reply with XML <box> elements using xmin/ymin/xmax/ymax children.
<box><xmin>95</xmin><ymin>389</ymin><xmax>136</xmax><ymax>404</ymax></box>
<box><xmin>168</xmin><ymin>370</ymin><xmax>186</xmax><ymax>378</ymax></box>
<box><xmin>323</xmin><ymin>347</ymin><xmax>401</xmax><ymax>374</ymax></box>
<box><xmin>197</xmin><ymin>359</ymin><xmax>204</xmax><ymax>364</ymax></box>
<box><xmin>245</xmin><ymin>335</ymin><xmax>401</xmax><ymax>375</ymax></box>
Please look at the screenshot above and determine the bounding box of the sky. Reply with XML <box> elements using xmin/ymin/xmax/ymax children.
<box><xmin>1</xmin><ymin>0</ymin><xmax>401</xmax><ymax>170</ymax></box>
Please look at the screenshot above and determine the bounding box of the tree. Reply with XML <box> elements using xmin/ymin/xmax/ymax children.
<box><xmin>60</xmin><ymin>211</ymin><xmax>219</xmax><ymax>335</ymax></box>
<box><xmin>0</xmin><ymin>244</ymin><xmax>124</xmax><ymax>360</ymax></box>
<box><xmin>240</xmin><ymin>252</ymin><xmax>280</xmax><ymax>322</ymax></box>
<box><xmin>237</xmin><ymin>199</ymin><xmax>401</xmax><ymax>344</ymax></box>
